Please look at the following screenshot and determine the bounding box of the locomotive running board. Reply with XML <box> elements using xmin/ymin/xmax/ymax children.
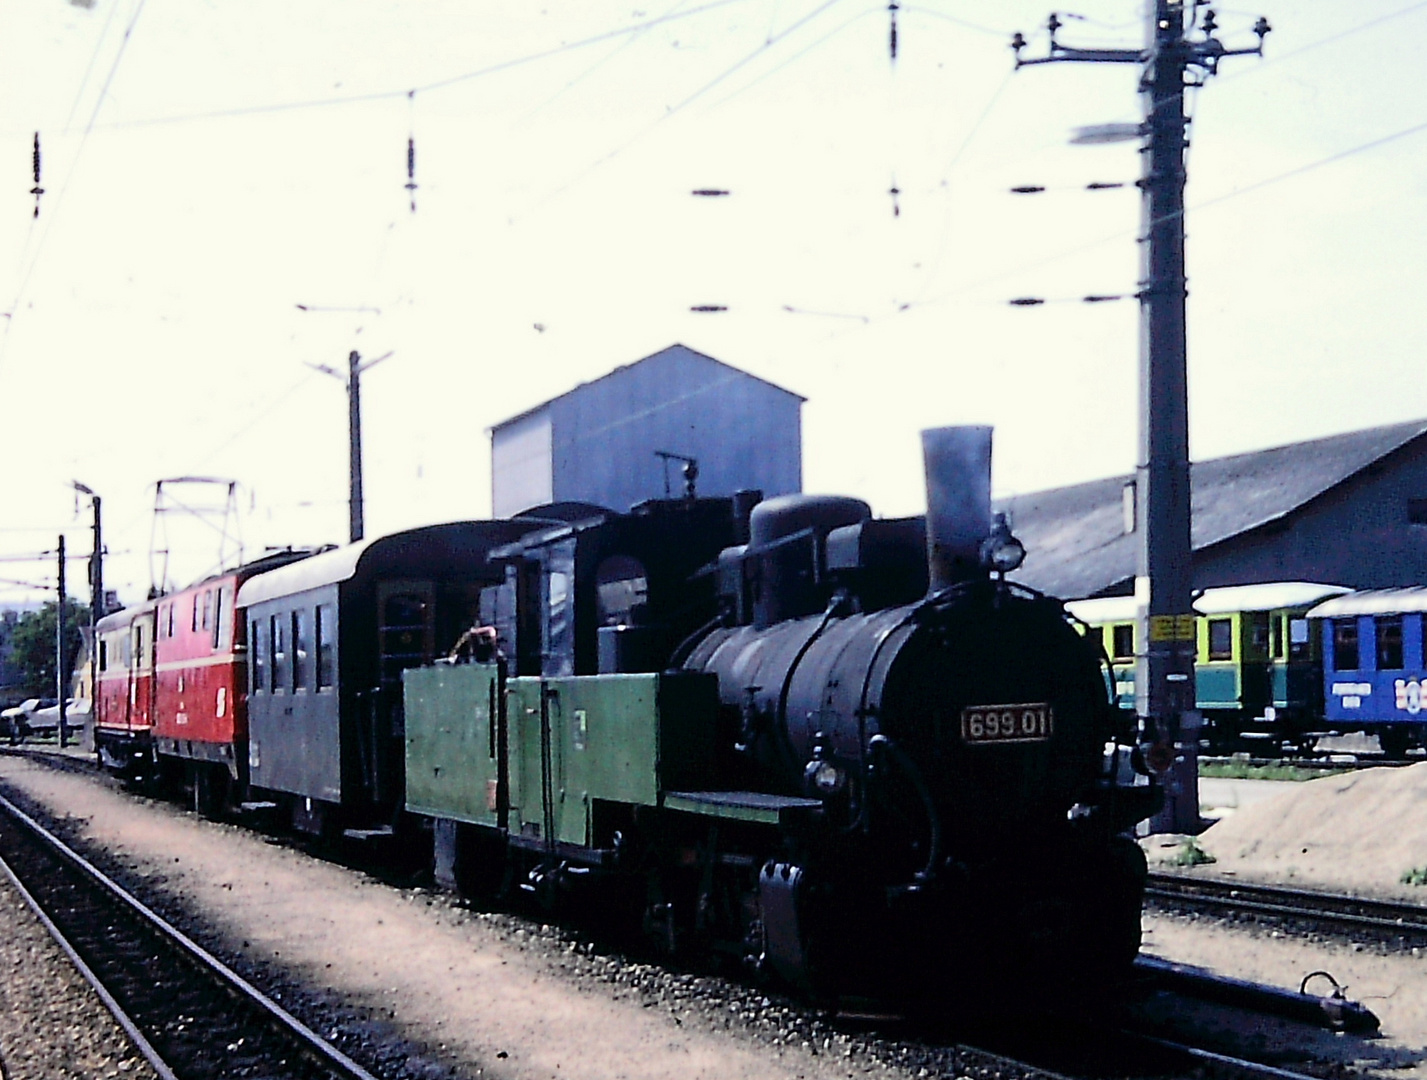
<box><xmin>663</xmin><ymin>791</ymin><xmax>822</xmax><ymax>826</ymax></box>
<box><xmin>342</xmin><ymin>826</ymin><xmax>395</xmax><ymax>841</ymax></box>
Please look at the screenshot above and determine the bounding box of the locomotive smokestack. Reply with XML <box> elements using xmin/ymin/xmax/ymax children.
<box><xmin>921</xmin><ymin>426</ymin><xmax>993</xmax><ymax>592</ymax></box>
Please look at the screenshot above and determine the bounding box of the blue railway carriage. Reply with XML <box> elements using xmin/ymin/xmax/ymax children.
<box><xmin>1068</xmin><ymin>582</ymin><xmax>1348</xmax><ymax>752</ymax></box>
<box><xmin>1307</xmin><ymin>587</ymin><xmax>1427</xmax><ymax>758</ymax></box>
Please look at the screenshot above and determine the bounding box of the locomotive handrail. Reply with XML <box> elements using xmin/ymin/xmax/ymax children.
<box><xmin>868</xmin><ymin>733</ymin><xmax>943</xmax><ymax>889</ymax></box>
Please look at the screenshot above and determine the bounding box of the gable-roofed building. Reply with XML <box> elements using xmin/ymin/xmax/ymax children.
<box><xmin>490</xmin><ymin>344</ymin><xmax>803</xmax><ymax>518</ymax></box>
<box><xmin>999</xmin><ymin>418</ymin><xmax>1427</xmax><ymax>599</ymax></box>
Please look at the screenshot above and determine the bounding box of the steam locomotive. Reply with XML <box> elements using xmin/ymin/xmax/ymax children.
<box><xmin>403</xmin><ymin>427</ymin><xmax>1161</xmax><ymax>996</ymax></box>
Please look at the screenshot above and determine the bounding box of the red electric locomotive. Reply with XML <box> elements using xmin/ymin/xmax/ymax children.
<box><xmin>94</xmin><ymin>602</ymin><xmax>158</xmax><ymax>775</ymax></box>
<box><xmin>151</xmin><ymin>551</ymin><xmax>314</xmax><ymax>810</ymax></box>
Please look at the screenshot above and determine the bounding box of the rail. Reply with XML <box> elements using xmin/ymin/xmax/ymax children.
<box><xmin>0</xmin><ymin>788</ymin><xmax>384</xmax><ymax>1080</ymax></box>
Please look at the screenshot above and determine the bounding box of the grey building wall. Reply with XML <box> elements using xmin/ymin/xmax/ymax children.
<box><xmin>492</xmin><ymin>345</ymin><xmax>802</xmax><ymax>517</ymax></box>
<box><xmin>491</xmin><ymin>410</ymin><xmax>554</xmax><ymax>519</ymax></box>
<box><xmin>1194</xmin><ymin>442</ymin><xmax>1427</xmax><ymax>591</ymax></box>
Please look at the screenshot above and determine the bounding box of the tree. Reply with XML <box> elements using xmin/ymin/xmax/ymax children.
<box><xmin>9</xmin><ymin>600</ymin><xmax>90</xmax><ymax>698</ymax></box>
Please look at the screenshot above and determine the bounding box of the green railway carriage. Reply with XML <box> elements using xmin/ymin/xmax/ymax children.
<box><xmin>1067</xmin><ymin>582</ymin><xmax>1348</xmax><ymax>751</ymax></box>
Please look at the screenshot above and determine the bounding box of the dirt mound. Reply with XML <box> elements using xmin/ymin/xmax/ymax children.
<box><xmin>1193</xmin><ymin>762</ymin><xmax>1427</xmax><ymax>897</ymax></box>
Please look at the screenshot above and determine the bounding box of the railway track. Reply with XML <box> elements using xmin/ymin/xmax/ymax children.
<box><xmin>0</xmin><ymin>750</ymin><xmax>1372</xmax><ymax>1080</ymax></box>
<box><xmin>1146</xmin><ymin>870</ymin><xmax>1427</xmax><ymax>944</ymax></box>
<box><xmin>0</xmin><ymin>790</ymin><xmax>385</xmax><ymax>1080</ymax></box>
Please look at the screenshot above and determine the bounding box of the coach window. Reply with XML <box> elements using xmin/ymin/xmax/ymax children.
<box><xmin>252</xmin><ymin>619</ymin><xmax>268</xmax><ymax>692</ymax></box>
<box><xmin>1269</xmin><ymin>615</ymin><xmax>1284</xmax><ymax>659</ymax></box>
<box><xmin>271</xmin><ymin>614</ymin><xmax>289</xmax><ymax>692</ymax></box>
<box><xmin>1333</xmin><ymin>619</ymin><xmax>1360</xmax><ymax>671</ymax></box>
<box><xmin>212</xmin><ymin>587</ymin><xmax>226</xmax><ymax>650</ymax></box>
<box><xmin>201</xmin><ymin>590</ymin><xmax>213</xmax><ymax>634</ymax></box>
<box><xmin>315</xmin><ymin>604</ymin><xmax>334</xmax><ymax>690</ymax></box>
<box><xmin>1111</xmin><ymin>624</ymin><xmax>1134</xmax><ymax>660</ymax></box>
<box><xmin>1207</xmin><ymin>618</ymin><xmax>1233</xmax><ymax>661</ymax></box>
<box><xmin>1083</xmin><ymin>625</ymin><xmax>1105</xmax><ymax>654</ymax></box>
<box><xmin>292</xmin><ymin>609</ymin><xmax>311</xmax><ymax>691</ymax></box>
<box><xmin>1247</xmin><ymin>613</ymin><xmax>1269</xmax><ymax>658</ymax></box>
<box><xmin>1377</xmin><ymin>616</ymin><xmax>1404</xmax><ymax>670</ymax></box>
<box><xmin>596</xmin><ymin>556</ymin><xmax>649</xmax><ymax>627</ymax></box>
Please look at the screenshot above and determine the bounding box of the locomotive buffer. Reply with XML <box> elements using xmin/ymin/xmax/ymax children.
<box><xmin>1013</xmin><ymin>1</ymin><xmax>1269</xmax><ymax>833</ymax></box>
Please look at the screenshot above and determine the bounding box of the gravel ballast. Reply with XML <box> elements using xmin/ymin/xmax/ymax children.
<box><xmin>0</xmin><ymin>867</ymin><xmax>160</xmax><ymax>1080</ymax></box>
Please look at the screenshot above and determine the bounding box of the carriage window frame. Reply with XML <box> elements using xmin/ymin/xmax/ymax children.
<box><xmin>1110</xmin><ymin>623</ymin><xmax>1134</xmax><ymax>661</ymax></box>
<box><xmin>270</xmin><ymin>613</ymin><xmax>289</xmax><ymax>693</ymax></box>
<box><xmin>1270</xmin><ymin>614</ymin><xmax>1284</xmax><ymax>659</ymax></box>
<box><xmin>1332</xmin><ymin>618</ymin><xmax>1360</xmax><ymax>672</ymax></box>
<box><xmin>292</xmin><ymin>609</ymin><xmax>311</xmax><ymax>692</ymax></box>
<box><xmin>251</xmin><ymin>618</ymin><xmax>268</xmax><ymax>693</ymax></box>
<box><xmin>315</xmin><ymin>604</ymin><xmax>334</xmax><ymax>690</ymax></box>
<box><xmin>1376</xmin><ymin>615</ymin><xmax>1404</xmax><ymax>670</ymax></box>
<box><xmin>1207</xmin><ymin>618</ymin><xmax>1233</xmax><ymax>661</ymax></box>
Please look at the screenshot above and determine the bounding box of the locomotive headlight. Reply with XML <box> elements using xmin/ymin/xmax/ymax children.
<box><xmin>979</xmin><ymin>512</ymin><xmax>1026</xmax><ymax>573</ymax></box>
<box><xmin>808</xmin><ymin>760</ymin><xmax>847</xmax><ymax>796</ymax></box>
<box><xmin>986</xmin><ymin>538</ymin><xmax>1026</xmax><ymax>573</ymax></box>
<box><xmin>981</xmin><ymin>510</ymin><xmax>1027</xmax><ymax>573</ymax></box>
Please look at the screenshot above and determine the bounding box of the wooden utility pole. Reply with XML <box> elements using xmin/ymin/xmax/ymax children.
<box><xmin>1013</xmin><ymin>2</ymin><xmax>1269</xmax><ymax>833</ymax></box>
<box><xmin>307</xmin><ymin>349</ymin><xmax>392</xmax><ymax>544</ymax></box>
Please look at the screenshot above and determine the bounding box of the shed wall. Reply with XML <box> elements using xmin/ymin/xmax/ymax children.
<box><xmin>491</xmin><ymin>409</ymin><xmax>554</xmax><ymax>518</ymax></box>
<box><xmin>492</xmin><ymin>347</ymin><xmax>802</xmax><ymax>517</ymax></box>
<box><xmin>1195</xmin><ymin>442</ymin><xmax>1427</xmax><ymax>591</ymax></box>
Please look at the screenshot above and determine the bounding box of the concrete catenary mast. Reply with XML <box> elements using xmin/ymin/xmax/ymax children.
<box><xmin>1013</xmin><ymin>1</ymin><xmax>1269</xmax><ymax>832</ymax></box>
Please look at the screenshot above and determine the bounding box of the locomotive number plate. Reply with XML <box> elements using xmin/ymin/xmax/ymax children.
<box><xmin>961</xmin><ymin>703</ymin><xmax>1053</xmax><ymax>745</ymax></box>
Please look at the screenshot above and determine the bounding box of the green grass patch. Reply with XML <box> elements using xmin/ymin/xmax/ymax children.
<box><xmin>1169</xmin><ymin>839</ymin><xmax>1216</xmax><ymax>867</ymax></box>
<box><xmin>1401</xmin><ymin>867</ymin><xmax>1427</xmax><ymax>887</ymax></box>
<box><xmin>1198</xmin><ymin>761</ymin><xmax>1346</xmax><ymax>782</ymax></box>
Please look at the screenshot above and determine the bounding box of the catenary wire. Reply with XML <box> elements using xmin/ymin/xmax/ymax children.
<box><xmin>0</xmin><ymin>0</ymin><xmax>149</xmax><ymax>370</ymax></box>
<box><xmin>701</xmin><ymin>5</ymin><xmax>878</xmax><ymax>113</ymax></box>
<box><xmin>518</xmin><ymin>0</ymin><xmax>848</xmax><ymax>218</ymax></box>
<box><xmin>519</xmin><ymin>0</ymin><xmax>695</xmax><ymax>124</ymax></box>
<box><xmin>894</xmin><ymin>113</ymin><xmax>1427</xmax><ymax>317</ymax></box>
<box><xmin>57</xmin><ymin>0</ymin><xmax>749</xmax><ymax>136</ymax></box>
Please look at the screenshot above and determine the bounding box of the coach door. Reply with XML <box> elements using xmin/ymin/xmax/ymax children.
<box><xmin>368</xmin><ymin>581</ymin><xmax>435</xmax><ymax>804</ymax></box>
<box><xmin>131</xmin><ymin>611</ymin><xmax>157</xmax><ymax>730</ymax></box>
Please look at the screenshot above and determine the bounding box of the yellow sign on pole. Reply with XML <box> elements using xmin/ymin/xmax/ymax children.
<box><xmin>1149</xmin><ymin>614</ymin><xmax>1196</xmax><ymax>642</ymax></box>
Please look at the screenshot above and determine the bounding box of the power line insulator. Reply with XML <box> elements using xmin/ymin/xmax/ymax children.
<box><xmin>1010</xmin><ymin>185</ymin><xmax>1046</xmax><ymax>194</ymax></box>
<box><xmin>1009</xmin><ymin>297</ymin><xmax>1045</xmax><ymax>306</ymax></box>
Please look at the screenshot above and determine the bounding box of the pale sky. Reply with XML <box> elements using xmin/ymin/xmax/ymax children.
<box><xmin>2</xmin><ymin>0</ymin><xmax>1424</xmax><ymax>605</ymax></box>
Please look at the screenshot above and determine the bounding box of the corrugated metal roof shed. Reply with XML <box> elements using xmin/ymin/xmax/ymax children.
<box><xmin>1001</xmin><ymin>418</ymin><xmax>1427</xmax><ymax>599</ymax></box>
